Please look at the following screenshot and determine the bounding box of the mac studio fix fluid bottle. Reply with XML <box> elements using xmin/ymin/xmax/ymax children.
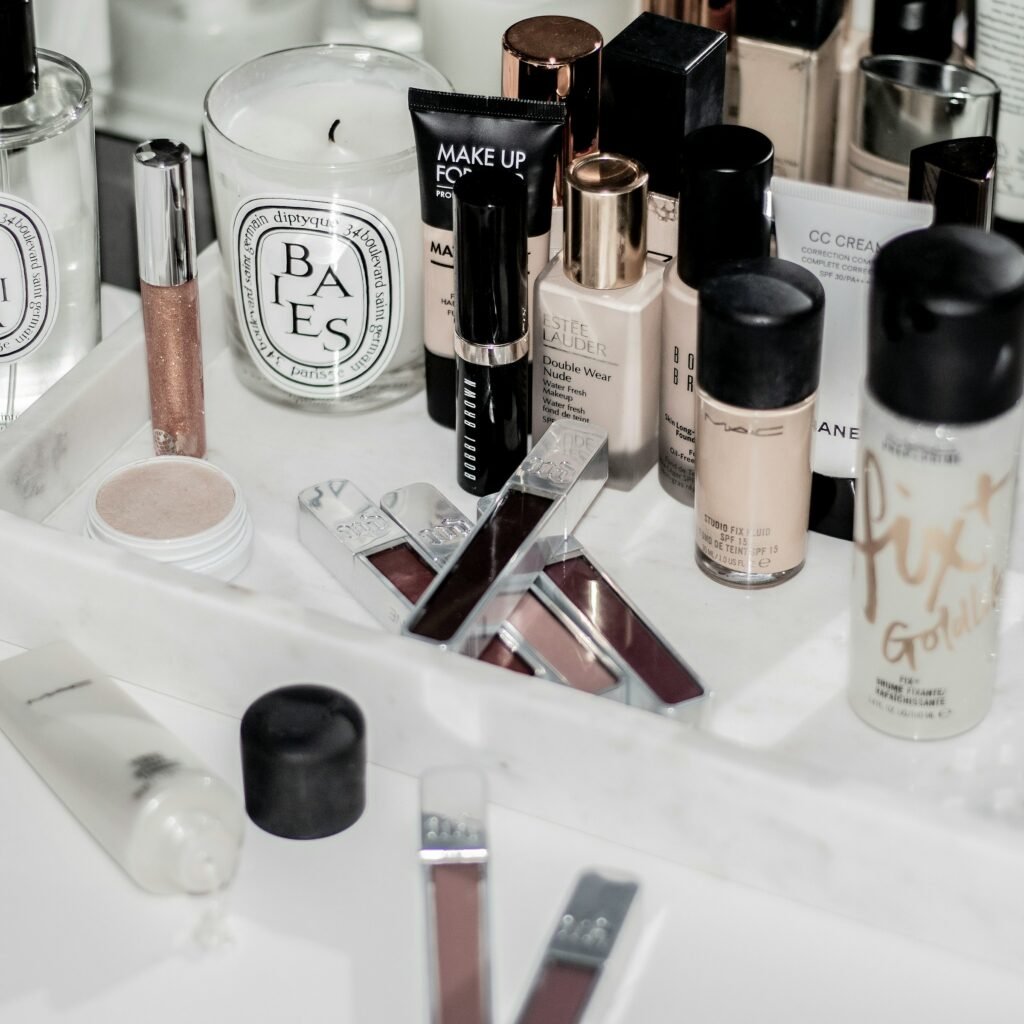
<box><xmin>453</xmin><ymin>168</ymin><xmax>529</xmax><ymax>496</ymax></box>
<box><xmin>534</xmin><ymin>153</ymin><xmax>662</xmax><ymax>490</ymax></box>
<box><xmin>849</xmin><ymin>226</ymin><xmax>1024</xmax><ymax>740</ymax></box>
<box><xmin>659</xmin><ymin>125</ymin><xmax>773</xmax><ymax>504</ymax></box>
<box><xmin>0</xmin><ymin>0</ymin><xmax>99</xmax><ymax>427</ymax></box>
<box><xmin>694</xmin><ymin>259</ymin><xmax>825</xmax><ymax>588</ymax></box>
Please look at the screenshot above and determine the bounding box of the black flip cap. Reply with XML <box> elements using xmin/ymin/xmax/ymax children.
<box><xmin>0</xmin><ymin>0</ymin><xmax>37</xmax><ymax>107</ymax></box>
<box><xmin>735</xmin><ymin>0</ymin><xmax>844</xmax><ymax>49</ymax></box>
<box><xmin>872</xmin><ymin>0</ymin><xmax>956</xmax><ymax>62</ymax></box>
<box><xmin>678</xmin><ymin>125</ymin><xmax>773</xmax><ymax>288</ymax></box>
<box><xmin>869</xmin><ymin>225</ymin><xmax>1024</xmax><ymax>424</ymax></box>
<box><xmin>600</xmin><ymin>13</ymin><xmax>726</xmax><ymax>198</ymax></box>
<box><xmin>908</xmin><ymin>136</ymin><xmax>996</xmax><ymax>228</ymax></box>
<box><xmin>454</xmin><ymin>168</ymin><xmax>528</xmax><ymax>345</ymax></box>
<box><xmin>698</xmin><ymin>258</ymin><xmax>825</xmax><ymax>409</ymax></box>
<box><xmin>240</xmin><ymin>684</ymin><xmax>366</xmax><ymax>840</ymax></box>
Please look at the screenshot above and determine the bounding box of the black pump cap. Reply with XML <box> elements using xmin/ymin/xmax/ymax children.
<box><xmin>908</xmin><ymin>136</ymin><xmax>996</xmax><ymax>229</ymax></box>
<box><xmin>735</xmin><ymin>0</ymin><xmax>844</xmax><ymax>49</ymax></box>
<box><xmin>698</xmin><ymin>258</ymin><xmax>825</xmax><ymax>409</ymax></box>
<box><xmin>0</xmin><ymin>0</ymin><xmax>37</xmax><ymax>107</ymax></box>
<box><xmin>872</xmin><ymin>0</ymin><xmax>956</xmax><ymax>62</ymax></box>
<box><xmin>240</xmin><ymin>684</ymin><xmax>366</xmax><ymax>840</ymax></box>
<box><xmin>454</xmin><ymin>168</ymin><xmax>528</xmax><ymax>345</ymax></box>
<box><xmin>678</xmin><ymin>125</ymin><xmax>773</xmax><ymax>288</ymax></box>
<box><xmin>869</xmin><ymin>225</ymin><xmax>1024</xmax><ymax>424</ymax></box>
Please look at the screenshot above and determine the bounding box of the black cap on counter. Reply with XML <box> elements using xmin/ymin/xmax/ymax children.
<box><xmin>869</xmin><ymin>226</ymin><xmax>1024</xmax><ymax>424</ymax></box>
<box><xmin>600</xmin><ymin>13</ymin><xmax>726</xmax><ymax>199</ymax></box>
<box><xmin>908</xmin><ymin>136</ymin><xmax>997</xmax><ymax>230</ymax></box>
<box><xmin>678</xmin><ymin>125</ymin><xmax>773</xmax><ymax>288</ymax></box>
<box><xmin>872</xmin><ymin>0</ymin><xmax>956</xmax><ymax>62</ymax></box>
<box><xmin>0</xmin><ymin>0</ymin><xmax>37</xmax><ymax>107</ymax></box>
<box><xmin>454</xmin><ymin>168</ymin><xmax>528</xmax><ymax>345</ymax></box>
<box><xmin>698</xmin><ymin>258</ymin><xmax>825</xmax><ymax>410</ymax></box>
<box><xmin>735</xmin><ymin>0</ymin><xmax>844</xmax><ymax>49</ymax></box>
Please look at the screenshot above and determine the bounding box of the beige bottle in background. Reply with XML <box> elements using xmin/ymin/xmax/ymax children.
<box><xmin>533</xmin><ymin>154</ymin><xmax>662</xmax><ymax>490</ymax></box>
<box><xmin>659</xmin><ymin>125</ymin><xmax>773</xmax><ymax>505</ymax></box>
<box><xmin>832</xmin><ymin>0</ymin><xmax>872</xmax><ymax>187</ymax></box>
<box><xmin>693</xmin><ymin>259</ymin><xmax>825</xmax><ymax>588</ymax></box>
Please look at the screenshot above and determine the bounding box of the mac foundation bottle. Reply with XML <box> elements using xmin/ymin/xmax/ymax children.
<box><xmin>659</xmin><ymin>125</ymin><xmax>773</xmax><ymax>504</ymax></box>
<box><xmin>600</xmin><ymin>12</ymin><xmax>726</xmax><ymax>262</ymax></box>
<box><xmin>534</xmin><ymin>153</ymin><xmax>662</xmax><ymax>490</ymax></box>
<box><xmin>694</xmin><ymin>259</ymin><xmax>825</xmax><ymax>588</ymax></box>
<box><xmin>734</xmin><ymin>0</ymin><xmax>844</xmax><ymax>183</ymax></box>
<box><xmin>849</xmin><ymin>226</ymin><xmax>1024</xmax><ymax>739</ymax></box>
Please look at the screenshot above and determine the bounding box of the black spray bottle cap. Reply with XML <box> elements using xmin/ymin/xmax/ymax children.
<box><xmin>872</xmin><ymin>0</ymin><xmax>957</xmax><ymax>62</ymax></box>
<box><xmin>678</xmin><ymin>125</ymin><xmax>773</xmax><ymax>289</ymax></box>
<box><xmin>453</xmin><ymin>168</ymin><xmax>528</xmax><ymax>345</ymax></box>
<box><xmin>698</xmin><ymin>257</ymin><xmax>825</xmax><ymax>410</ymax></box>
<box><xmin>908</xmin><ymin>136</ymin><xmax>996</xmax><ymax>229</ymax></box>
<box><xmin>735</xmin><ymin>0</ymin><xmax>844</xmax><ymax>49</ymax></box>
<box><xmin>0</xmin><ymin>0</ymin><xmax>37</xmax><ymax>107</ymax></box>
<box><xmin>869</xmin><ymin>225</ymin><xmax>1024</xmax><ymax>424</ymax></box>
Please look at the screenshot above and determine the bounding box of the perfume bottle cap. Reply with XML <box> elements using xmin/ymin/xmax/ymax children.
<box><xmin>855</xmin><ymin>57</ymin><xmax>1000</xmax><ymax>167</ymax></box>
<box><xmin>564</xmin><ymin>153</ymin><xmax>648</xmax><ymax>290</ymax></box>
<box><xmin>871</xmin><ymin>0</ymin><xmax>956</xmax><ymax>62</ymax></box>
<box><xmin>0</xmin><ymin>0</ymin><xmax>37</xmax><ymax>107</ymax></box>
<box><xmin>678</xmin><ymin>125</ymin><xmax>773</xmax><ymax>289</ymax></box>
<box><xmin>133</xmin><ymin>140</ymin><xmax>197</xmax><ymax>288</ymax></box>
<box><xmin>869</xmin><ymin>226</ymin><xmax>1024</xmax><ymax>424</ymax></box>
<box><xmin>453</xmin><ymin>168</ymin><xmax>528</xmax><ymax>345</ymax></box>
<box><xmin>698</xmin><ymin>257</ymin><xmax>824</xmax><ymax>410</ymax></box>
<box><xmin>908</xmin><ymin>136</ymin><xmax>997</xmax><ymax>229</ymax></box>
<box><xmin>600</xmin><ymin>13</ymin><xmax>726</xmax><ymax>199</ymax></box>
<box><xmin>502</xmin><ymin>16</ymin><xmax>603</xmax><ymax>205</ymax></box>
<box><xmin>240</xmin><ymin>684</ymin><xmax>366</xmax><ymax>840</ymax></box>
<box><xmin>735</xmin><ymin>0</ymin><xmax>844</xmax><ymax>49</ymax></box>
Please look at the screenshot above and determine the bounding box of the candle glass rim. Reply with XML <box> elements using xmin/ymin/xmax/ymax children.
<box><xmin>203</xmin><ymin>43</ymin><xmax>451</xmax><ymax>173</ymax></box>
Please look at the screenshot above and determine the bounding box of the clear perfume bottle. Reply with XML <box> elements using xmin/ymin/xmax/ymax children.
<box><xmin>0</xmin><ymin>0</ymin><xmax>100</xmax><ymax>428</ymax></box>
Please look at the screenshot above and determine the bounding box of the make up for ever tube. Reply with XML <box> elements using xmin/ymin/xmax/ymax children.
<box><xmin>134</xmin><ymin>139</ymin><xmax>206</xmax><ymax>458</ymax></box>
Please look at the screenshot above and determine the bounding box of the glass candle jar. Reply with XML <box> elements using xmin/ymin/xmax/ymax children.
<box><xmin>204</xmin><ymin>45</ymin><xmax>449</xmax><ymax>412</ymax></box>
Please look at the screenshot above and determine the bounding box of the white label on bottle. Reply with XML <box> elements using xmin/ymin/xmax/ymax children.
<box><xmin>975</xmin><ymin>0</ymin><xmax>1024</xmax><ymax>223</ymax></box>
<box><xmin>232</xmin><ymin>196</ymin><xmax>404</xmax><ymax>398</ymax></box>
<box><xmin>0</xmin><ymin>194</ymin><xmax>59</xmax><ymax>364</ymax></box>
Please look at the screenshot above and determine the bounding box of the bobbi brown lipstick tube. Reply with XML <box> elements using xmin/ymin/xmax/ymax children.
<box><xmin>453</xmin><ymin>168</ymin><xmax>530</xmax><ymax>497</ymax></box>
<box><xmin>133</xmin><ymin>140</ymin><xmax>206</xmax><ymax>458</ymax></box>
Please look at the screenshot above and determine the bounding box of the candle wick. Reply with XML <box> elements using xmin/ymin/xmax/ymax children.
<box><xmin>329</xmin><ymin>118</ymin><xmax>341</xmax><ymax>144</ymax></box>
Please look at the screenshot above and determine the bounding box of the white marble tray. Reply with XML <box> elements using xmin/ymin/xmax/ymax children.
<box><xmin>1</xmin><ymin>248</ymin><xmax>1023</xmax><ymax>970</ymax></box>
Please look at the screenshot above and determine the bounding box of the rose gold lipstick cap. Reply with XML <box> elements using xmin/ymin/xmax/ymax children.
<box><xmin>564</xmin><ymin>152</ymin><xmax>647</xmax><ymax>291</ymax></box>
<box><xmin>502</xmin><ymin>15</ymin><xmax>602</xmax><ymax>204</ymax></box>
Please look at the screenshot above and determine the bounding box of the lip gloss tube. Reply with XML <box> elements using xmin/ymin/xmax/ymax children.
<box><xmin>514</xmin><ymin>870</ymin><xmax>639</xmax><ymax>1024</ymax></box>
<box><xmin>420</xmin><ymin>767</ymin><xmax>491</xmax><ymax>1024</ymax></box>
<box><xmin>403</xmin><ymin>419</ymin><xmax>608</xmax><ymax>657</ymax></box>
<box><xmin>381</xmin><ymin>483</ymin><xmax>624</xmax><ymax>700</ymax></box>
<box><xmin>133</xmin><ymin>139</ymin><xmax>206</xmax><ymax>458</ymax></box>
<box><xmin>453</xmin><ymin>168</ymin><xmax>530</xmax><ymax>496</ymax></box>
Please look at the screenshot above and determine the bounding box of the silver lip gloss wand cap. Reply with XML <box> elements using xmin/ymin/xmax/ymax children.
<box><xmin>133</xmin><ymin>139</ymin><xmax>197</xmax><ymax>288</ymax></box>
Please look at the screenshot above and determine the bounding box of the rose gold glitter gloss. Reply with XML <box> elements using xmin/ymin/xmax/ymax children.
<box><xmin>134</xmin><ymin>140</ymin><xmax>206</xmax><ymax>458</ymax></box>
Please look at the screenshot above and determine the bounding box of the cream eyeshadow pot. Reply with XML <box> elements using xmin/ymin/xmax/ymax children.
<box><xmin>85</xmin><ymin>456</ymin><xmax>254</xmax><ymax>581</ymax></box>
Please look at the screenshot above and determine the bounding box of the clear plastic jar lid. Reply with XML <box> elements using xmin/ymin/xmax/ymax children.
<box><xmin>85</xmin><ymin>456</ymin><xmax>253</xmax><ymax>582</ymax></box>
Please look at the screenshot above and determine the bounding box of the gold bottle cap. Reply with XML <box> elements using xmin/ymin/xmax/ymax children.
<box><xmin>564</xmin><ymin>153</ymin><xmax>648</xmax><ymax>291</ymax></box>
<box><xmin>501</xmin><ymin>16</ymin><xmax>602</xmax><ymax>205</ymax></box>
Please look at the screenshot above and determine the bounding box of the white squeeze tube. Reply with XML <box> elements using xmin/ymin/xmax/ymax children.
<box><xmin>0</xmin><ymin>643</ymin><xmax>244</xmax><ymax>895</ymax></box>
<box><xmin>771</xmin><ymin>179</ymin><xmax>934</xmax><ymax>479</ymax></box>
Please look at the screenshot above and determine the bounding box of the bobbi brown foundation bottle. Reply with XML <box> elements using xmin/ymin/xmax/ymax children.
<box><xmin>849</xmin><ymin>226</ymin><xmax>1024</xmax><ymax>739</ymax></box>
<box><xmin>534</xmin><ymin>153</ymin><xmax>662</xmax><ymax>490</ymax></box>
<box><xmin>659</xmin><ymin>125</ymin><xmax>773</xmax><ymax>504</ymax></box>
<box><xmin>600</xmin><ymin>12</ymin><xmax>726</xmax><ymax>262</ymax></box>
<box><xmin>694</xmin><ymin>259</ymin><xmax>825</xmax><ymax>588</ymax></box>
<box><xmin>734</xmin><ymin>0</ymin><xmax>844</xmax><ymax>183</ymax></box>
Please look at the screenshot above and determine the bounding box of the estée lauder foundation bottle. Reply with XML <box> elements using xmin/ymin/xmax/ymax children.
<box><xmin>734</xmin><ymin>0</ymin><xmax>844</xmax><ymax>183</ymax></box>
<box><xmin>694</xmin><ymin>259</ymin><xmax>825</xmax><ymax>588</ymax></box>
<box><xmin>533</xmin><ymin>153</ymin><xmax>662</xmax><ymax>490</ymax></box>
<box><xmin>659</xmin><ymin>125</ymin><xmax>773</xmax><ymax>504</ymax></box>
<box><xmin>849</xmin><ymin>226</ymin><xmax>1024</xmax><ymax>740</ymax></box>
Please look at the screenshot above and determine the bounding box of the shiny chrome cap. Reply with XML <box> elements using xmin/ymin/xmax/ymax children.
<box><xmin>133</xmin><ymin>139</ymin><xmax>196</xmax><ymax>288</ymax></box>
